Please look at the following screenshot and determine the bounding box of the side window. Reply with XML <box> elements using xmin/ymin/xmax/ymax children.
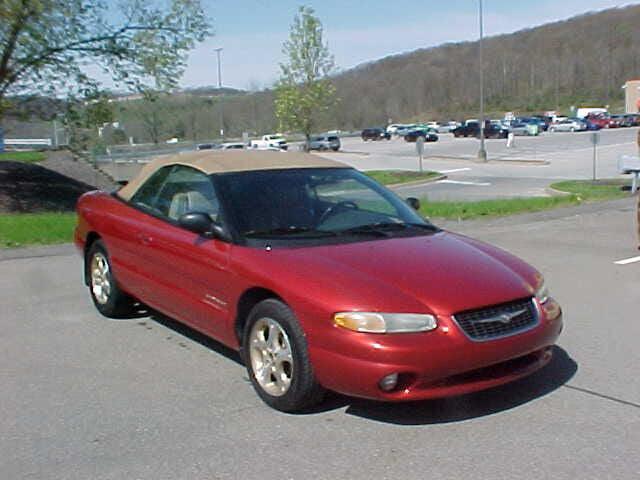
<box><xmin>151</xmin><ymin>166</ymin><xmax>221</xmax><ymax>222</ymax></box>
<box><xmin>130</xmin><ymin>166</ymin><xmax>172</xmax><ymax>214</ymax></box>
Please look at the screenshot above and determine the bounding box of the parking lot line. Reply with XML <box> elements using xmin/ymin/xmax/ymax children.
<box><xmin>440</xmin><ymin>168</ymin><xmax>472</xmax><ymax>174</ymax></box>
<box><xmin>614</xmin><ymin>255</ymin><xmax>640</xmax><ymax>265</ymax></box>
<box><xmin>437</xmin><ymin>179</ymin><xmax>491</xmax><ymax>186</ymax></box>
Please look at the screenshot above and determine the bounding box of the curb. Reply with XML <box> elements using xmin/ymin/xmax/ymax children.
<box><xmin>387</xmin><ymin>174</ymin><xmax>448</xmax><ymax>188</ymax></box>
<box><xmin>545</xmin><ymin>186</ymin><xmax>573</xmax><ymax>197</ymax></box>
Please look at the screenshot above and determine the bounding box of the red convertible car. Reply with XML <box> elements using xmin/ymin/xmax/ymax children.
<box><xmin>75</xmin><ymin>151</ymin><xmax>563</xmax><ymax>412</ymax></box>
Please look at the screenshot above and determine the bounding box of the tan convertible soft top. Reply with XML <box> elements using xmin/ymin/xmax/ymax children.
<box><xmin>117</xmin><ymin>150</ymin><xmax>350</xmax><ymax>201</ymax></box>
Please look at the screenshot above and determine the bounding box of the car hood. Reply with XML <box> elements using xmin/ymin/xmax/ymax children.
<box><xmin>263</xmin><ymin>232</ymin><xmax>539</xmax><ymax>315</ymax></box>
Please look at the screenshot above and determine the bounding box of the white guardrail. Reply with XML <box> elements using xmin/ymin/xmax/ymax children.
<box><xmin>5</xmin><ymin>138</ymin><xmax>52</xmax><ymax>147</ymax></box>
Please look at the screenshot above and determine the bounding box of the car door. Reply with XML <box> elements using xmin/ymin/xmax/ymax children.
<box><xmin>131</xmin><ymin>165</ymin><xmax>233</xmax><ymax>338</ymax></box>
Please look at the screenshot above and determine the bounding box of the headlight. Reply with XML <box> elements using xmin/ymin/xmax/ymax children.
<box><xmin>333</xmin><ymin>312</ymin><xmax>437</xmax><ymax>333</ymax></box>
<box><xmin>535</xmin><ymin>282</ymin><xmax>550</xmax><ymax>304</ymax></box>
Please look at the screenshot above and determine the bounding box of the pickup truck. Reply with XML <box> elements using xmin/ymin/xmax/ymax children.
<box><xmin>250</xmin><ymin>134</ymin><xmax>288</xmax><ymax>150</ymax></box>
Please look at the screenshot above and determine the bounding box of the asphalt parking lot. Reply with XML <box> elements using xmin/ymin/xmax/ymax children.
<box><xmin>2</xmin><ymin>197</ymin><xmax>639</xmax><ymax>479</ymax></box>
<box><xmin>321</xmin><ymin>127</ymin><xmax>639</xmax><ymax>200</ymax></box>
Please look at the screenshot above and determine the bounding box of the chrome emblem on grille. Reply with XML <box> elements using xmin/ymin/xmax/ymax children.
<box><xmin>475</xmin><ymin>308</ymin><xmax>527</xmax><ymax>325</ymax></box>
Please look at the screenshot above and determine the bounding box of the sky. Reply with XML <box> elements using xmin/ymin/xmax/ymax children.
<box><xmin>182</xmin><ymin>0</ymin><xmax>637</xmax><ymax>90</ymax></box>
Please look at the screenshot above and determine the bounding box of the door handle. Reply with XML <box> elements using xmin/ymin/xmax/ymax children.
<box><xmin>137</xmin><ymin>234</ymin><xmax>153</xmax><ymax>245</ymax></box>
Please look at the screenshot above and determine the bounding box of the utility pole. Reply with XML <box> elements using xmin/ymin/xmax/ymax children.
<box><xmin>214</xmin><ymin>47</ymin><xmax>224</xmax><ymax>140</ymax></box>
<box><xmin>477</xmin><ymin>0</ymin><xmax>487</xmax><ymax>162</ymax></box>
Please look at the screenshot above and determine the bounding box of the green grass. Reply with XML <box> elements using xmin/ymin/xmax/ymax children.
<box><xmin>0</xmin><ymin>213</ymin><xmax>76</xmax><ymax>248</ymax></box>
<box><xmin>365</xmin><ymin>170</ymin><xmax>440</xmax><ymax>185</ymax></box>
<box><xmin>420</xmin><ymin>195</ymin><xmax>581</xmax><ymax>220</ymax></box>
<box><xmin>420</xmin><ymin>178</ymin><xmax>631</xmax><ymax>220</ymax></box>
<box><xmin>550</xmin><ymin>179</ymin><xmax>629</xmax><ymax>201</ymax></box>
<box><xmin>0</xmin><ymin>151</ymin><xmax>47</xmax><ymax>163</ymax></box>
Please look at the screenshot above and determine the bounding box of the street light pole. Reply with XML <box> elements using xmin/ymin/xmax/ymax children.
<box><xmin>477</xmin><ymin>0</ymin><xmax>487</xmax><ymax>162</ymax></box>
<box><xmin>214</xmin><ymin>47</ymin><xmax>224</xmax><ymax>140</ymax></box>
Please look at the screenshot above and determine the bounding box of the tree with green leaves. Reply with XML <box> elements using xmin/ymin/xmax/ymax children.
<box><xmin>0</xmin><ymin>0</ymin><xmax>211</xmax><ymax>121</ymax></box>
<box><xmin>274</xmin><ymin>6</ymin><xmax>336</xmax><ymax>149</ymax></box>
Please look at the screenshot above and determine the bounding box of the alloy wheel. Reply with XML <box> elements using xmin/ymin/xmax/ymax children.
<box><xmin>248</xmin><ymin>317</ymin><xmax>294</xmax><ymax>397</ymax></box>
<box><xmin>90</xmin><ymin>252</ymin><xmax>111</xmax><ymax>305</ymax></box>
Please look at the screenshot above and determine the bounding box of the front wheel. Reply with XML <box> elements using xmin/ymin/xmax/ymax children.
<box><xmin>243</xmin><ymin>299</ymin><xmax>325</xmax><ymax>412</ymax></box>
<box><xmin>86</xmin><ymin>240</ymin><xmax>135</xmax><ymax>317</ymax></box>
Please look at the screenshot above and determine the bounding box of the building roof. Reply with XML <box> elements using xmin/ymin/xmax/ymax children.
<box><xmin>117</xmin><ymin>149</ymin><xmax>349</xmax><ymax>201</ymax></box>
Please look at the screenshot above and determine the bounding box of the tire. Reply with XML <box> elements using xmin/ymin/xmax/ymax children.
<box><xmin>242</xmin><ymin>299</ymin><xmax>325</xmax><ymax>412</ymax></box>
<box><xmin>86</xmin><ymin>240</ymin><xmax>135</xmax><ymax>318</ymax></box>
<box><xmin>570</xmin><ymin>127</ymin><xmax>575</xmax><ymax>132</ymax></box>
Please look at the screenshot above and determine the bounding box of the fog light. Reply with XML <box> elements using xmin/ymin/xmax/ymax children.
<box><xmin>379</xmin><ymin>373</ymin><xmax>399</xmax><ymax>392</ymax></box>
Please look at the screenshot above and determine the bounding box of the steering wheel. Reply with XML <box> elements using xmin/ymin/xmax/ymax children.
<box><xmin>318</xmin><ymin>201</ymin><xmax>359</xmax><ymax>224</ymax></box>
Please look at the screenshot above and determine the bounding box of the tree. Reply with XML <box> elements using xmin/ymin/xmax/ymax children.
<box><xmin>274</xmin><ymin>6</ymin><xmax>335</xmax><ymax>149</ymax></box>
<box><xmin>137</xmin><ymin>91</ymin><xmax>165</xmax><ymax>144</ymax></box>
<box><xmin>0</xmin><ymin>0</ymin><xmax>211</xmax><ymax>121</ymax></box>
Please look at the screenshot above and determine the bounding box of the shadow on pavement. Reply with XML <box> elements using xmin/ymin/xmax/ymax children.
<box><xmin>125</xmin><ymin>309</ymin><xmax>575</xmax><ymax>425</ymax></box>
<box><xmin>149</xmin><ymin>311</ymin><xmax>243</xmax><ymax>365</ymax></box>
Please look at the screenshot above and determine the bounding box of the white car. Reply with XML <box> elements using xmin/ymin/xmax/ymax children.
<box><xmin>395</xmin><ymin>125</ymin><xmax>417</xmax><ymax>136</ymax></box>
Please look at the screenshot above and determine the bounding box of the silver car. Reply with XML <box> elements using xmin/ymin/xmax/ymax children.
<box><xmin>309</xmin><ymin>134</ymin><xmax>341</xmax><ymax>151</ymax></box>
<box><xmin>549</xmin><ymin>118</ymin><xmax>586</xmax><ymax>132</ymax></box>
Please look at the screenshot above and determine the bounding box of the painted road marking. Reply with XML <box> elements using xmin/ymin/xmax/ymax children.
<box><xmin>437</xmin><ymin>179</ymin><xmax>491</xmax><ymax>186</ymax></box>
<box><xmin>440</xmin><ymin>168</ymin><xmax>472</xmax><ymax>174</ymax></box>
<box><xmin>614</xmin><ymin>256</ymin><xmax>640</xmax><ymax>265</ymax></box>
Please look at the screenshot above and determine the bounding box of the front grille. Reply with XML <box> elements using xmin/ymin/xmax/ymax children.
<box><xmin>453</xmin><ymin>297</ymin><xmax>538</xmax><ymax>341</ymax></box>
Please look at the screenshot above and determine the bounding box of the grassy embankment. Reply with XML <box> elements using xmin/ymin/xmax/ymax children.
<box><xmin>0</xmin><ymin>151</ymin><xmax>46</xmax><ymax>163</ymax></box>
<box><xmin>0</xmin><ymin>213</ymin><xmax>76</xmax><ymax>248</ymax></box>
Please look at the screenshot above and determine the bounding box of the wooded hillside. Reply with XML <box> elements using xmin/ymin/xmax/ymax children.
<box><xmin>6</xmin><ymin>4</ymin><xmax>640</xmax><ymax>143</ymax></box>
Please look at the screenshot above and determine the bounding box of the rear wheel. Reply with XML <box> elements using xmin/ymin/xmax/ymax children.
<box><xmin>243</xmin><ymin>299</ymin><xmax>325</xmax><ymax>412</ymax></box>
<box><xmin>87</xmin><ymin>240</ymin><xmax>135</xmax><ymax>317</ymax></box>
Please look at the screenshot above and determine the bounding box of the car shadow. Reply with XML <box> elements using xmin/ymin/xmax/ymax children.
<box><xmin>149</xmin><ymin>311</ymin><xmax>244</xmax><ymax>365</ymax></box>
<box><xmin>115</xmin><ymin>308</ymin><xmax>576</xmax><ymax>425</ymax></box>
<box><xmin>335</xmin><ymin>346</ymin><xmax>577</xmax><ymax>425</ymax></box>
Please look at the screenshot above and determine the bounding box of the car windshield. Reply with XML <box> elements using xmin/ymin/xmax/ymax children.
<box><xmin>214</xmin><ymin>167</ymin><xmax>436</xmax><ymax>246</ymax></box>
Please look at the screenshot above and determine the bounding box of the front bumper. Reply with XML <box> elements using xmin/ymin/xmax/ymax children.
<box><xmin>309</xmin><ymin>301</ymin><xmax>563</xmax><ymax>401</ymax></box>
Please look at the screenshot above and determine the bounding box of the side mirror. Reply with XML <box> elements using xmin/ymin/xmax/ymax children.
<box><xmin>179</xmin><ymin>212</ymin><xmax>212</xmax><ymax>235</ymax></box>
<box><xmin>406</xmin><ymin>197</ymin><xmax>420</xmax><ymax>211</ymax></box>
<box><xmin>178</xmin><ymin>212</ymin><xmax>229</xmax><ymax>241</ymax></box>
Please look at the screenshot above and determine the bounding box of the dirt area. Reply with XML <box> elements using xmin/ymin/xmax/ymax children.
<box><xmin>0</xmin><ymin>151</ymin><xmax>118</xmax><ymax>213</ymax></box>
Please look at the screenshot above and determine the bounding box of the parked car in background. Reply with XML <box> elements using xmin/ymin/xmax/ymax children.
<box><xmin>197</xmin><ymin>143</ymin><xmax>218</xmax><ymax>150</ymax></box>
<box><xmin>585</xmin><ymin>113</ymin><xmax>619</xmax><ymax>129</ymax></box>
<box><xmin>309</xmin><ymin>134</ymin><xmax>341</xmax><ymax>151</ymax></box>
<box><xmin>453</xmin><ymin>122</ymin><xmax>479</xmax><ymax>138</ymax></box>
<box><xmin>362</xmin><ymin>128</ymin><xmax>391</xmax><ymax>141</ymax></box>
<box><xmin>453</xmin><ymin>122</ymin><xmax>507</xmax><ymax>139</ymax></box>
<box><xmin>437</xmin><ymin>121</ymin><xmax>460</xmax><ymax>133</ymax></box>
<box><xmin>611</xmin><ymin>114</ymin><xmax>634</xmax><ymax>128</ymax></box>
<box><xmin>520</xmin><ymin>117</ymin><xmax>546</xmax><ymax>133</ymax></box>
<box><xmin>250</xmin><ymin>134</ymin><xmax>288</xmax><ymax>150</ymax></box>
<box><xmin>404</xmin><ymin>129</ymin><xmax>438</xmax><ymax>143</ymax></box>
<box><xmin>549</xmin><ymin>118</ymin><xmax>587</xmax><ymax>132</ymax></box>
<box><xmin>394</xmin><ymin>125</ymin><xmax>417</xmax><ymax>137</ymax></box>
<box><xmin>508</xmin><ymin>122</ymin><xmax>532</xmax><ymax>136</ymax></box>
<box><xmin>76</xmin><ymin>150</ymin><xmax>563</xmax><ymax>412</ymax></box>
<box><xmin>531</xmin><ymin>115</ymin><xmax>552</xmax><ymax>131</ymax></box>
<box><xmin>386</xmin><ymin>124</ymin><xmax>401</xmax><ymax>135</ymax></box>
<box><xmin>217</xmin><ymin>142</ymin><xmax>246</xmax><ymax>150</ymax></box>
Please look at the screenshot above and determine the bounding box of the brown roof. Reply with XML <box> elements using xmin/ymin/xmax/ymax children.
<box><xmin>117</xmin><ymin>149</ymin><xmax>349</xmax><ymax>201</ymax></box>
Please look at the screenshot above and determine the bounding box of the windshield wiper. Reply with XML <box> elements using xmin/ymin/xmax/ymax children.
<box><xmin>336</xmin><ymin>222</ymin><xmax>440</xmax><ymax>236</ymax></box>
<box><xmin>244</xmin><ymin>226</ymin><xmax>338</xmax><ymax>238</ymax></box>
